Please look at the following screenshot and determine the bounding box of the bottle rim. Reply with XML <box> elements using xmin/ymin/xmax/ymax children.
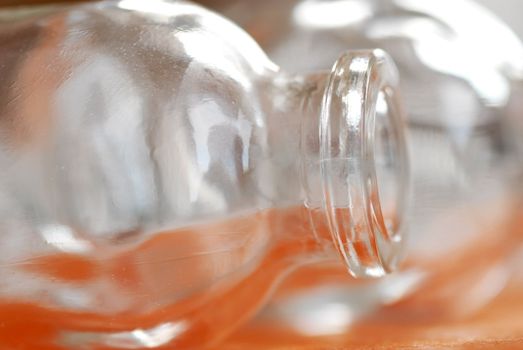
<box><xmin>319</xmin><ymin>49</ymin><xmax>409</xmax><ymax>278</ymax></box>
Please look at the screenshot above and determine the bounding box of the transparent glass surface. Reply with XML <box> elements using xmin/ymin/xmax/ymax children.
<box><xmin>215</xmin><ymin>0</ymin><xmax>523</xmax><ymax>331</ymax></box>
<box><xmin>0</xmin><ymin>0</ymin><xmax>408</xmax><ymax>348</ymax></box>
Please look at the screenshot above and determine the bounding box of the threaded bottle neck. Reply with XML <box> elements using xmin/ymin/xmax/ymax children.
<box><xmin>315</xmin><ymin>49</ymin><xmax>408</xmax><ymax>277</ymax></box>
<box><xmin>259</xmin><ymin>50</ymin><xmax>408</xmax><ymax>277</ymax></box>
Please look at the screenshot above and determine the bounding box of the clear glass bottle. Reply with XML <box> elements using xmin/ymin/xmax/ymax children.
<box><xmin>214</xmin><ymin>0</ymin><xmax>523</xmax><ymax>330</ymax></box>
<box><xmin>0</xmin><ymin>0</ymin><xmax>408</xmax><ymax>348</ymax></box>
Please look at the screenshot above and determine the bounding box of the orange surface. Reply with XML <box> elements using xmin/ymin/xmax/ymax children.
<box><xmin>214</xmin><ymin>278</ymin><xmax>523</xmax><ymax>349</ymax></box>
<box><xmin>0</xmin><ymin>193</ymin><xmax>518</xmax><ymax>348</ymax></box>
<box><xmin>1</xmin><ymin>215</ymin><xmax>521</xmax><ymax>350</ymax></box>
<box><xmin>1</xmin><ymin>202</ymin><xmax>522</xmax><ymax>349</ymax></box>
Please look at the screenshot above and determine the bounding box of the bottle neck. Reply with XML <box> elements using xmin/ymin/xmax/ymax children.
<box><xmin>262</xmin><ymin>50</ymin><xmax>409</xmax><ymax>278</ymax></box>
<box><xmin>259</xmin><ymin>71</ymin><xmax>327</xmax><ymax>205</ymax></box>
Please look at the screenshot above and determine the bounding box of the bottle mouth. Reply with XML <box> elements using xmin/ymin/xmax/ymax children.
<box><xmin>319</xmin><ymin>49</ymin><xmax>409</xmax><ymax>278</ymax></box>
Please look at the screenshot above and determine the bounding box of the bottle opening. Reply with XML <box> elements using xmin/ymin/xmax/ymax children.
<box><xmin>318</xmin><ymin>49</ymin><xmax>409</xmax><ymax>278</ymax></box>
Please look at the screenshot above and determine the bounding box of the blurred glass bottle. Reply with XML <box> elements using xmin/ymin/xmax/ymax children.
<box><xmin>0</xmin><ymin>0</ymin><xmax>409</xmax><ymax>348</ymax></box>
<box><xmin>213</xmin><ymin>0</ymin><xmax>523</xmax><ymax>330</ymax></box>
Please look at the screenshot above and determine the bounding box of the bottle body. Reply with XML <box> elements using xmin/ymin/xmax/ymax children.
<box><xmin>0</xmin><ymin>1</ymin><xmax>408</xmax><ymax>348</ymax></box>
<box><xmin>0</xmin><ymin>207</ymin><xmax>324</xmax><ymax>348</ymax></box>
<box><xmin>0</xmin><ymin>0</ymin><xmax>273</xmax><ymax>313</ymax></box>
<box><xmin>0</xmin><ymin>2</ymin><xmax>278</xmax><ymax>347</ymax></box>
<box><xmin>216</xmin><ymin>0</ymin><xmax>523</xmax><ymax>328</ymax></box>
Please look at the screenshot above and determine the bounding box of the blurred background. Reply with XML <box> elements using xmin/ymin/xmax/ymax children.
<box><xmin>473</xmin><ymin>0</ymin><xmax>523</xmax><ymax>38</ymax></box>
<box><xmin>1</xmin><ymin>0</ymin><xmax>523</xmax><ymax>38</ymax></box>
